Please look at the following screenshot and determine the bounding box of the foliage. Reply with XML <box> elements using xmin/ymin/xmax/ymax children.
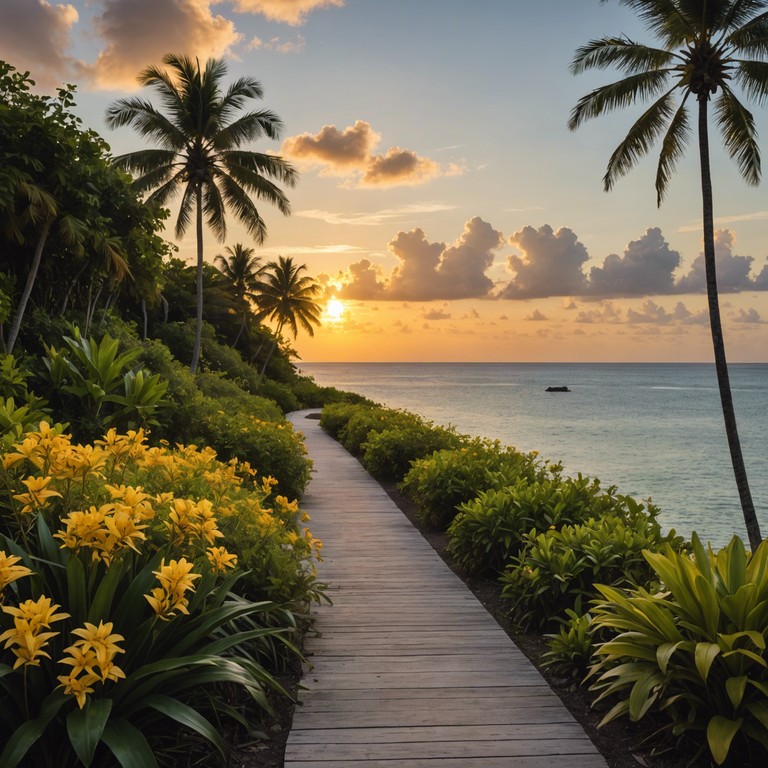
<box><xmin>500</xmin><ymin>505</ymin><xmax>681</xmax><ymax>630</ymax></box>
<box><xmin>258</xmin><ymin>378</ymin><xmax>301</xmax><ymax>414</ymax></box>
<box><xmin>588</xmin><ymin>534</ymin><xmax>768</xmax><ymax>766</ymax></box>
<box><xmin>400</xmin><ymin>439</ymin><xmax>547</xmax><ymax>530</ymax></box>
<box><xmin>543</xmin><ymin>608</ymin><xmax>595</xmax><ymax>677</ymax></box>
<box><xmin>40</xmin><ymin>330</ymin><xmax>168</xmax><ymax>441</ymax></box>
<box><xmin>0</xmin><ymin>423</ymin><xmax>321</xmax><ymax>767</ymax></box>
<box><xmin>320</xmin><ymin>402</ymin><xmax>377</xmax><ymax>442</ymax></box>
<box><xmin>0</xmin><ymin>355</ymin><xmax>51</xmax><ymax>447</ymax></box>
<box><xmin>361</xmin><ymin>421</ymin><xmax>463</xmax><ymax>482</ymax></box>
<box><xmin>339</xmin><ymin>405</ymin><xmax>403</xmax><ymax>454</ymax></box>
<box><xmin>447</xmin><ymin>475</ymin><xmax>637</xmax><ymax>578</ymax></box>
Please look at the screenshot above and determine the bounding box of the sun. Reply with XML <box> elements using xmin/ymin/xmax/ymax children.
<box><xmin>325</xmin><ymin>297</ymin><xmax>346</xmax><ymax>323</ymax></box>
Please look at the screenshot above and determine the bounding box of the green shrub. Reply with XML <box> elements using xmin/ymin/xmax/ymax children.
<box><xmin>588</xmin><ymin>534</ymin><xmax>768</xmax><ymax>767</ymax></box>
<box><xmin>543</xmin><ymin>608</ymin><xmax>595</xmax><ymax>677</ymax></box>
<box><xmin>361</xmin><ymin>422</ymin><xmax>463</xmax><ymax>482</ymax></box>
<box><xmin>400</xmin><ymin>439</ymin><xmax>546</xmax><ymax>530</ymax></box>
<box><xmin>259</xmin><ymin>378</ymin><xmax>301</xmax><ymax>414</ymax></box>
<box><xmin>339</xmin><ymin>405</ymin><xmax>396</xmax><ymax>454</ymax></box>
<box><xmin>320</xmin><ymin>402</ymin><xmax>371</xmax><ymax>440</ymax></box>
<box><xmin>447</xmin><ymin>475</ymin><xmax>627</xmax><ymax>577</ymax></box>
<box><xmin>500</xmin><ymin>504</ymin><xmax>680</xmax><ymax>630</ymax></box>
<box><xmin>191</xmin><ymin>400</ymin><xmax>311</xmax><ymax>500</ymax></box>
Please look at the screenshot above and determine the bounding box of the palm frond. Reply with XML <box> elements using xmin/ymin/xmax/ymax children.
<box><xmin>655</xmin><ymin>96</ymin><xmax>692</xmax><ymax>204</ymax></box>
<box><xmin>734</xmin><ymin>58</ymin><xmax>768</xmax><ymax>102</ymax></box>
<box><xmin>143</xmin><ymin>169</ymin><xmax>185</xmax><ymax>205</ymax></box>
<box><xmin>604</xmin><ymin>88</ymin><xmax>679</xmax><ymax>191</ymax></box>
<box><xmin>173</xmin><ymin>183</ymin><xmax>197</xmax><ymax>239</ymax></box>
<box><xmin>714</xmin><ymin>87</ymin><xmax>761</xmax><ymax>184</ymax></box>
<box><xmin>202</xmin><ymin>179</ymin><xmax>228</xmax><ymax>242</ymax></box>
<box><xmin>112</xmin><ymin>148</ymin><xmax>178</xmax><ymax>178</ymax></box>
<box><xmin>214</xmin><ymin>111</ymin><xmax>285</xmax><ymax>149</ymax></box>
<box><xmin>568</xmin><ymin>69</ymin><xmax>672</xmax><ymax>130</ymax></box>
<box><xmin>570</xmin><ymin>37</ymin><xmax>677</xmax><ymax>75</ymax></box>
<box><xmin>105</xmin><ymin>98</ymin><xmax>186</xmax><ymax>149</ymax></box>
<box><xmin>217</xmin><ymin>173</ymin><xmax>268</xmax><ymax>244</ymax></box>
<box><xmin>729</xmin><ymin>12</ymin><xmax>768</xmax><ymax>54</ymax></box>
<box><xmin>220</xmin><ymin>77</ymin><xmax>265</xmax><ymax>121</ymax></box>
<box><xmin>223</xmin><ymin>151</ymin><xmax>298</xmax><ymax>191</ymax></box>
<box><xmin>613</xmin><ymin>0</ymin><xmax>698</xmax><ymax>45</ymax></box>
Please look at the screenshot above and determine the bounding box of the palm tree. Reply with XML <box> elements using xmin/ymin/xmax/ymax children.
<box><xmin>214</xmin><ymin>243</ymin><xmax>266</xmax><ymax>345</ymax></box>
<box><xmin>105</xmin><ymin>53</ymin><xmax>297</xmax><ymax>374</ymax></box>
<box><xmin>254</xmin><ymin>256</ymin><xmax>322</xmax><ymax>377</ymax></box>
<box><xmin>568</xmin><ymin>0</ymin><xmax>768</xmax><ymax>550</ymax></box>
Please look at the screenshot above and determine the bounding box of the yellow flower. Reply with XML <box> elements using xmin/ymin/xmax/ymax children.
<box><xmin>0</xmin><ymin>596</ymin><xmax>69</xmax><ymax>669</ymax></box>
<box><xmin>0</xmin><ymin>551</ymin><xmax>33</xmax><ymax>593</ymax></box>
<box><xmin>261</xmin><ymin>476</ymin><xmax>279</xmax><ymax>495</ymax></box>
<box><xmin>56</xmin><ymin>670</ymin><xmax>98</xmax><ymax>709</ymax></box>
<box><xmin>67</xmin><ymin>621</ymin><xmax>125</xmax><ymax>681</ymax></box>
<box><xmin>206</xmin><ymin>546</ymin><xmax>238</xmax><ymax>573</ymax></box>
<box><xmin>13</xmin><ymin>475</ymin><xmax>62</xmax><ymax>515</ymax></box>
<box><xmin>145</xmin><ymin>558</ymin><xmax>201</xmax><ymax>620</ymax></box>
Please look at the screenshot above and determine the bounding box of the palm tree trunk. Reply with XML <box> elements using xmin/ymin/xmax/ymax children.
<box><xmin>189</xmin><ymin>185</ymin><xmax>204</xmax><ymax>375</ymax></box>
<box><xmin>259</xmin><ymin>323</ymin><xmax>283</xmax><ymax>380</ymax></box>
<box><xmin>141</xmin><ymin>298</ymin><xmax>148</xmax><ymax>340</ymax></box>
<box><xmin>7</xmin><ymin>218</ymin><xmax>52</xmax><ymax>353</ymax></box>
<box><xmin>698</xmin><ymin>97</ymin><xmax>762</xmax><ymax>550</ymax></box>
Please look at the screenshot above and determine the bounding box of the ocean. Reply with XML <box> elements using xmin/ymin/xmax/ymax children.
<box><xmin>297</xmin><ymin>362</ymin><xmax>768</xmax><ymax>548</ymax></box>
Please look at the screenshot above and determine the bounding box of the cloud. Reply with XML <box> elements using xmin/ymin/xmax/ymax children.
<box><xmin>576</xmin><ymin>301</ymin><xmax>622</xmax><ymax>324</ymax></box>
<box><xmin>526</xmin><ymin>309</ymin><xmax>548</xmax><ymax>321</ymax></box>
<box><xmin>230</xmin><ymin>0</ymin><xmax>344</xmax><ymax>25</ymax></box>
<box><xmin>423</xmin><ymin>308</ymin><xmax>452</xmax><ymax>320</ymax></box>
<box><xmin>732</xmin><ymin>307</ymin><xmax>764</xmax><ymax>324</ymax></box>
<box><xmin>282</xmin><ymin>120</ymin><xmax>378</xmax><ymax>172</ymax></box>
<box><xmin>247</xmin><ymin>34</ymin><xmax>305</xmax><ymax>53</ymax></box>
<box><xmin>626</xmin><ymin>300</ymin><xmax>693</xmax><ymax>324</ymax></box>
<box><xmin>84</xmin><ymin>0</ymin><xmax>240</xmax><ymax>90</ymax></box>
<box><xmin>500</xmin><ymin>225</ymin><xmax>589</xmax><ymax>298</ymax></box>
<box><xmin>282</xmin><ymin>120</ymin><xmax>458</xmax><ymax>187</ymax></box>
<box><xmin>676</xmin><ymin>230</ymin><xmax>757</xmax><ymax>293</ymax></box>
<box><xmin>297</xmin><ymin>202</ymin><xmax>456</xmax><ymax>226</ymax></box>
<box><xmin>340</xmin><ymin>217</ymin><xmax>503</xmax><ymax>301</ymax></box>
<box><xmin>0</xmin><ymin>0</ymin><xmax>79</xmax><ymax>88</ymax></box>
<box><xmin>588</xmin><ymin>228</ymin><xmax>680</xmax><ymax>297</ymax></box>
<box><xmin>361</xmin><ymin>148</ymin><xmax>440</xmax><ymax>187</ymax></box>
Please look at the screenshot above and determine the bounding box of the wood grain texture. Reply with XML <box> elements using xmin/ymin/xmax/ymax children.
<box><xmin>284</xmin><ymin>410</ymin><xmax>608</xmax><ymax>767</ymax></box>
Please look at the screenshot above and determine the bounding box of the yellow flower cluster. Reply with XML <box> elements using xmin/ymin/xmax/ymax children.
<box><xmin>145</xmin><ymin>558</ymin><xmax>202</xmax><ymax>620</ymax></box>
<box><xmin>57</xmin><ymin>621</ymin><xmax>125</xmax><ymax>709</ymax></box>
<box><xmin>0</xmin><ymin>551</ymin><xmax>32</xmax><ymax>594</ymax></box>
<box><xmin>164</xmin><ymin>498</ymin><xmax>223</xmax><ymax>550</ymax></box>
<box><xmin>55</xmin><ymin>503</ymin><xmax>149</xmax><ymax>565</ymax></box>
<box><xmin>0</xmin><ymin>596</ymin><xmax>69</xmax><ymax>669</ymax></box>
<box><xmin>206</xmin><ymin>546</ymin><xmax>238</xmax><ymax>573</ymax></box>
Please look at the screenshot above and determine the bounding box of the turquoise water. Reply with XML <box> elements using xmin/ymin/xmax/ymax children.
<box><xmin>298</xmin><ymin>363</ymin><xmax>768</xmax><ymax>547</ymax></box>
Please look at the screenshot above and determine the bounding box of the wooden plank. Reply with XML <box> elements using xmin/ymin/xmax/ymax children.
<box><xmin>284</xmin><ymin>411</ymin><xmax>607</xmax><ymax>767</ymax></box>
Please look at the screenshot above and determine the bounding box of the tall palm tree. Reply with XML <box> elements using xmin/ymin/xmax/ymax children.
<box><xmin>214</xmin><ymin>243</ymin><xmax>266</xmax><ymax>344</ymax></box>
<box><xmin>105</xmin><ymin>53</ymin><xmax>297</xmax><ymax>374</ymax></box>
<box><xmin>568</xmin><ymin>0</ymin><xmax>768</xmax><ymax>550</ymax></box>
<box><xmin>255</xmin><ymin>255</ymin><xmax>322</xmax><ymax>377</ymax></box>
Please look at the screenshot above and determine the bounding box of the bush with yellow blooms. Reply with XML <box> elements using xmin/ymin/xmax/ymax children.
<box><xmin>0</xmin><ymin>423</ymin><xmax>322</xmax><ymax>768</ymax></box>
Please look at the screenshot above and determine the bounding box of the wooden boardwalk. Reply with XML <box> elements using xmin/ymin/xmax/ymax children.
<box><xmin>285</xmin><ymin>411</ymin><xmax>608</xmax><ymax>768</ymax></box>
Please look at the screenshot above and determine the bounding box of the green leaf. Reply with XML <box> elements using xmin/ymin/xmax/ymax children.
<box><xmin>628</xmin><ymin>670</ymin><xmax>662</xmax><ymax>721</ymax></box>
<box><xmin>143</xmin><ymin>694</ymin><xmax>225</xmax><ymax>756</ymax></box>
<box><xmin>87</xmin><ymin>555</ymin><xmax>126</xmax><ymax>624</ymax></box>
<box><xmin>707</xmin><ymin>715</ymin><xmax>743</xmax><ymax>766</ymax></box>
<box><xmin>0</xmin><ymin>692</ymin><xmax>67</xmax><ymax>768</ymax></box>
<box><xmin>67</xmin><ymin>699</ymin><xmax>112</xmax><ymax>767</ymax></box>
<box><xmin>656</xmin><ymin>641</ymin><xmax>684</xmax><ymax>674</ymax></box>
<box><xmin>101</xmin><ymin>719</ymin><xmax>158</xmax><ymax>768</ymax></box>
<box><xmin>726</xmin><ymin>675</ymin><xmax>748</xmax><ymax>709</ymax></box>
<box><xmin>695</xmin><ymin>642</ymin><xmax>721</xmax><ymax>681</ymax></box>
<box><xmin>66</xmin><ymin>555</ymin><xmax>87</xmax><ymax>624</ymax></box>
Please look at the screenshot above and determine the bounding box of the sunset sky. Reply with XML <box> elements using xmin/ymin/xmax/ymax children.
<box><xmin>5</xmin><ymin>0</ymin><xmax>768</xmax><ymax>362</ymax></box>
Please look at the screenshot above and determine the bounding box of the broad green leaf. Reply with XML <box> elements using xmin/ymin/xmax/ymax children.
<box><xmin>725</xmin><ymin>675</ymin><xmax>747</xmax><ymax>709</ymax></box>
<box><xmin>0</xmin><ymin>692</ymin><xmax>67</xmax><ymax>768</ymax></box>
<box><xmin>746</xmin><ymin>700</ymin><xmax>768</xmax><ymax>730</ymax></box>
<box><xmin>66</xmin><ymin>555</ymin><xmax>87</xmax><ymax>624</ymax></box>
<box><xmin>628</xmin><ymin>671</ymin><xmax>662</xmax><ymax>721</ymax></box>
<box><xmin>695</xmin><ymin>642</ymin><xmax>721</xmax><ymax>681</ymax></box>
<box><xmin>67</xmin><ymin>699</ymin><xmax>112</xmax><ymax>767</ymax></box>
<box><xmin>656</xmin><ymin>641</ymin><xmax>684</xmax><ymax>674</ymax></box>
<box><xmin>87</xmin><ymin>555</ymin><xmax>126</xmax><ymax>624</ymax></box>
<box><xmin>101</xmin><ymin>720</ymin><xmax>158</xmax><ymax>768</ymax></box>
<box><xmin>143</xmin><ymin>694</ymin><xmax>225</xmax><ymax>756</ymax></box>
<box><xmin>707</xmin><ymin>715</ymin><xmax>743</xmax><ymax>766</ymax></box>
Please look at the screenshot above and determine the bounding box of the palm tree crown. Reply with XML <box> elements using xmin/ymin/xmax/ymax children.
<box><xmin>214</xmin><ymin>243</ymin><xmax>266</xmax><ymax>344</ymax></box>
<box><xmin>256</xmin><ymin>256</ymin><xmax>322</xmax><ymax>338</ymax></box>
<box><xmin>569</xmin><ymin>0</ymin><xmax>768</xmax><ymax>204</ymax></box>
<box><xmin>105</xmin><ymin>53</ymin><xmax>297</xmax><ymax>372</ymax></box>
<box><xmin>569</xmin><ymin>0</ymin><xmax>768</xmax><ymax>550</ymax></box>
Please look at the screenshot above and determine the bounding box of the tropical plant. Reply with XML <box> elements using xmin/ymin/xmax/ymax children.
<box><xmin>568</xmin><ymin>0</ymin><xmax>768</xmax><ymax>550</ymax></box>
<box><xmin>254</xmin><ymin>256</ymin><xmax>322</xmax><ymax>378</ymax></box>
<box><xmin>589</xmin><ymin>534</ymin><xmax>768</xmax><ymax>766</ymax></box>
<box><xmin>215</xmin><ymin>243</ymin><xmax>266</xmax><ymax>346</ymax></box>
<box><xmin>105</xmin><ymin>54</ymin><xmax>297</xmax><ymax>374</ymax></box>
<box><xmin>0</xmin><ymin>424</ymin><xmax>316</xmax><ymax>767</ymax></box>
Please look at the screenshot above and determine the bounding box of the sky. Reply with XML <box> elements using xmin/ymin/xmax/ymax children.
<box><xmin>4</xmin><ymin>0</ymin><xmax>768</xmax><ymax>363</ymax></box>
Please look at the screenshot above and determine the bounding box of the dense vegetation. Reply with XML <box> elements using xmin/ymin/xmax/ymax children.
<box><xmin>0</xmin><ymin>58</ymin><xmax>366</xmax><ymax>766</ymax></box>
<box><xmin>321</xmin><ymin>401</ymin><xmax>768</xmax><ymax>767</ymax></box>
